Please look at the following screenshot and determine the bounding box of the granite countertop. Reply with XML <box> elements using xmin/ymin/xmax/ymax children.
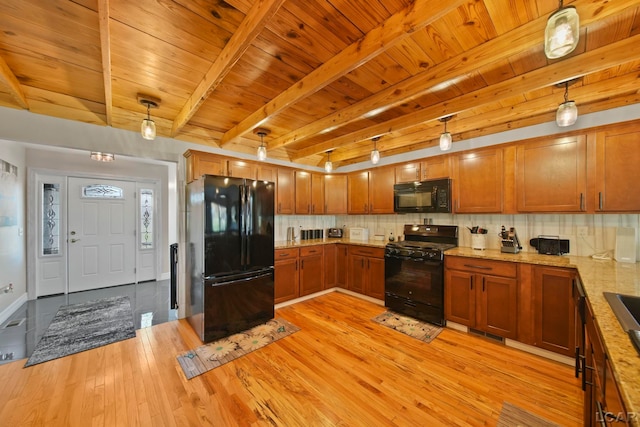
<box><xmin>446</xmin><ymin>247</ymin><xmax>640</xmax><ymax>420</ymax></box>
<box><xmin>275</xmin><ymin>238</ymin><xmax>388</xmax><ymax>249</ymax></box>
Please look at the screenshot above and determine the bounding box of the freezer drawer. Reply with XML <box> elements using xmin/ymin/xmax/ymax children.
<box><xmin>203</xmin><ymin>269</ymin><xmax>274</xmax><ymax>342</ymax></box>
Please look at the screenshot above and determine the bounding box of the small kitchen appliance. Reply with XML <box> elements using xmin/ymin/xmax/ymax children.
<box><xmin>327</xmin><ymin>227</ymin><xmax>344</xmax><ymax>238</ymax></box>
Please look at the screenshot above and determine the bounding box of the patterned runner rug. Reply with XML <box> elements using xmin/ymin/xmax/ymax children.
<box><xmin>24</xmin><ymin>296</ymin><xmax>136</xmax><ymax>367</ymax></box>
<box><xmin>177</xmin><ymin>317</ymin><xmax>300</xmax><ymax>380</ymax></box>
<box><xmin>497</xmin><ymin>402</ymin><xmax>560</xmax><ymax>426</ymax></box>
<box><xmin>371</xmin><ymin>311</ymin><xmax>443</xmax><ymax>343</ymax></box>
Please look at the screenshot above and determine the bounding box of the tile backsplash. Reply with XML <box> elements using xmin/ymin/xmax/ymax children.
<box><xmin>275</xmin><ymin>213</ymin><xmax>640</xmax><ymax>261</ymax></box>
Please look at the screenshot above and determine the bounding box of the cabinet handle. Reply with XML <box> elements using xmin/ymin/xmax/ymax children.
<box><xmin>295</xmin><ymin>260</ymin><xmax>298</xmax><ymax>270</ymax></box>
<box><xmin>278</xmin><ymin>202</ymin><xmax>282</xmax><ymax>213</ymax></box>
<box><xmin>482</xmin><ymin>277</ymin><xmax>485</xmax><ymax>292</ymax></box>
<box><xmin>463</xmin><ymin>264</ymin><xmax>492</xmax><ymax>270</ymax></box>
<box><xmin>469</xmin><ymin>276</ymin><xmax>473</xmax><ymax>290</ymax></box>
<box><xmin>599</xmin><ymin>192</ymin><xmax>603</xmax><ymax>210</ymax></box>
<box><xmin>308</xmin><ymin>204</ymin><xmax>310</xmax><ymax>213</ymax></box>
<box><xmin>361</xmin><ymin>259</ymin><xmax>364</xmax><ymax>268</ymax></box>
<box><xmin>301</xmin><ymin>260</ymin><xmax>304</xmax><ymax>269</ymax></box>
<box><xmin>580</xmin><ymin>193</ymin><xmax>584</xmax><ymax>211</ymax></box>
<box><xmin>325</xmin><ymin>203</ymin><xmax>328</xmax><ymax>212</ymax></box>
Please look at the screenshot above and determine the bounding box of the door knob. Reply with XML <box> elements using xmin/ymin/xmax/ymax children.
<box><xmin>70</xmin><ymin>239</ymin><xmax>81</xmax><ymax>243</ymax></box>
<box><xmin>70</xmin><ymin>231</ymin><xmax>76</xmax><ymax>235</ymax></box>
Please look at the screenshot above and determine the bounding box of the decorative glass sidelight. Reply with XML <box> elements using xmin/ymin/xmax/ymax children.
<box><xmin>140</xmin><ymin>189</ymin><xmax>154</xmax><ymax>249</ymax></box>
<box><xmin>82</xmin><ymin>184</ymin><xmax>124</xmax><ymax>199</ymax></box>
<box><xmin>42</xmin><ymin>183</ymin><xmax>60</xmax><ymax>255</ymax></box>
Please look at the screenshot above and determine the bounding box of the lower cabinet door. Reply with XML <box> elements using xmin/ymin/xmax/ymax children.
<box><xmin>299</xmin><ymin>254</ymin><xmax>323</xmax><ymax>296</ymax></box>
<box><xmin>444</xmin><ymin>269</ymin><xmax>475</xmax><ymax>327</ymax></box>
<box><xmin>366</xmin><ymin>257</ymin><xmax>385</xmax><ymax>300</ymax></box>
<box><xmin>478</xmin><ymin>275</ymin><xmax>518</xmax><ymax>339</ymax></box>
<box><xmin>274</xmin><ymin>258</ymin><xmax>298</xmax><ymax>303</ymax></box>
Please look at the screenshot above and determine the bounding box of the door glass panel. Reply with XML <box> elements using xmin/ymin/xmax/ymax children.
<box><xmin>140</xmin><ymin>189</ymin><xmax>154</xmax><ymax>249</ymax></box>
<box><xmin>42</xmin><ymin>183</ymin><xmax>60</xmax><ymax>255</ymax></box>
<box><xmin>82</xmin><ymin>184</ymin><xmax>124</xmax><ymax>199</ymax></box>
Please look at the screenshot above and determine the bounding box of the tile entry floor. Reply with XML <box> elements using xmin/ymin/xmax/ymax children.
<box><xmin>0</xmin><ymin>280</ymin><xmax>178</xmax><ymax>365</ymax></box>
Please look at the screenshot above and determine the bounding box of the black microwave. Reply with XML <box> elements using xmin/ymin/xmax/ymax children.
<box><xmin>393</xmin><ymin>178</ymin><xmax>452</xmax><ymax>213</ymax></box>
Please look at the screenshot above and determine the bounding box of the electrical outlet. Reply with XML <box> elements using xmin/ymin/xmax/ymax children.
<box><xmin>577</xmin><ymin>226</ymin><xmax>588</xmax><ymax>237</ymax></box>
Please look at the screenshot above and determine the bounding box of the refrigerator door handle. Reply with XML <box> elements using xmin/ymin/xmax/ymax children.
<box><xmin>240</xmin><ymin>183</ymin><xmax>247</xmax><ymax>267</ymax></box>
<box><xmin>244</xmin><ymin>183</ymin><xmax>252</xmax><ymax>267</ymax></box>
<box><xmin>207</xmin><ymin>269</ymin><xmax>273</xmax><ymax>287</ymax></box>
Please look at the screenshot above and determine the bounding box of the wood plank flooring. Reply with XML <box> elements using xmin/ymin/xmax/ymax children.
<box><xmin>0</xmin><ymin>292</ymin><xmax>583</xmax><ymax>426</ymax></box>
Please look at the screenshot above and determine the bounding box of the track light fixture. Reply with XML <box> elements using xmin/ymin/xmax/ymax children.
<box><xmin>439</xmin><ymin>116</ymin><xmax>453</xmax><ymax>151</ymax></box>
<box><xmin>556</xmin><ymin>80</ymin><xmax>578</xmax><ymax>127</ymax></box>
<box><xmin>544</xmin><ymin>0</ymin><xmax>579</xmax><ymax>59</ymax></box>
<box><xmin>254</xmin><ymin>128</ymin><xmax>270</xmax><ymax>161</ymax></box>
<box><xmin>325</xmin><ymin>151</ymin><xmax>333</xmax><ymax>173</ymax></box>
<box><xmin>138</xmin><ymin>94</ymin><xmax>160</xmax><ymax>140</ymax></box>
<box><xmin>370</xmin><ymin>137</ymin><xmax>381</xmax><ymax>165</ymax></box>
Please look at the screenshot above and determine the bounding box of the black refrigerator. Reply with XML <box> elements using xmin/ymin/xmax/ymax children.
<box><xmin>186</xmin><ymin>174</ymin><xmax>275</xmax><ymax>343</ymax></box>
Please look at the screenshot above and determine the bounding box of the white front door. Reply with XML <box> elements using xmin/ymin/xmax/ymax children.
<box><xmin>67</xmin><ymin>178</ymin><xmax>136</xmax><ymax>292</ymax></box>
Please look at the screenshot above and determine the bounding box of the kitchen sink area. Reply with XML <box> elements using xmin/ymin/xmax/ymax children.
<box><xmin>604</xmin><ymin>292</ymin><xmax>640</xmax><ymax>355</ymax></box>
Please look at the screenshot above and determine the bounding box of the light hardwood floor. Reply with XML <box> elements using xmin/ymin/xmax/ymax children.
<box><xmin>0</xmin><ymin>292</ymin><xmax>583</xmax><ymax>426</ymax></box>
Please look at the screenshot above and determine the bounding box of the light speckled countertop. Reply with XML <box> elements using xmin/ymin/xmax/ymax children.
<box><xmin>275</xmin><ymin>238</ymin><xmax>388</xmax><ymax>249</ymax></box>
<box><xmin>447</xmin><ymin>247</ymin><xmax>640</xmax><ymax>420</ymax></box>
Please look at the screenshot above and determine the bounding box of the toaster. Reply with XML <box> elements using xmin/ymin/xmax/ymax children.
<box><xmin>327</xmin><ymin>228</ymin><xmax>344</xmax><ymax>238</ymax></box>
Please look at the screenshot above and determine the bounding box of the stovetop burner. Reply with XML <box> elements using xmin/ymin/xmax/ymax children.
<box><xmin>387</xmin><ymin>241</ymin><xmax>456</xmax><ymax>252</ymax></box>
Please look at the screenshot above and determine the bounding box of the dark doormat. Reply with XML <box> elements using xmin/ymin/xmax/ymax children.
<box><xmin>24</xmin><ymin>295</ymin><xmax>136</xmax><ymax>367</ymax></box>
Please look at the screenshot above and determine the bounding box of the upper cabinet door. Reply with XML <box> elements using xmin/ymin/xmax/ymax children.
<box><xmin>276</xmin><ymin>168</ymin><xmax>295</xmax><ymax>215</ymax></box>
<box><xmin>311</xmin><ymin>173</ymin><xmax>325</xmax><ymax>214</ymax></box>
<box><xmin>395</xmin><ymin>163</ymin><xmax>421</xmax><ymax>183</ymax></box>
<box><xmin>516</xmin><ymin>135</ymin><xmax>587</xmax><ymax>212</ymax></box>
<box><xmin>369</xmin><ymin>167</ymin><xmax>395</xmax><ymax>214</ymax></box>
<box><xmin>422</xmin><ymin>156</ymin><xmax>450</xmax><ymax>181</ymax></box>
<box><xmin>325</xmin><ymin>174</ymin><xmax>347</xmax><ymax>214</ymax></box>
<box><xmin>453</xmin><ymin>148</ymin><xmax>504</xmax><ymax>213</ymax></box>
<box><xmin>294</xmin><ymin>171</ymin><xmax>312</xmax><ymax>214</ymax></box>
<box><xmin>184</xmin><ymin>150</ymin><xmax>227</xmax><ymax>183</ymax></box>
<box><xmin>227</xmin><ymin>159</ymin><xmax>257</xmax><ymax>179</ymax></box>
<box><xmin>348</xmin><ymin>171</ymin><xmax>370</xmax><ymax>214</ymax></box>
<box><xmin>595</xmin><ymin>123</ymin><xmax>640</xmax><ymax>212</ymax></box>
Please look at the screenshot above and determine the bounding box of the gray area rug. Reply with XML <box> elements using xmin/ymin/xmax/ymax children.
<box><xmin>177</xmin><ymin>317</ymin><xmax>300</xmax><ymax>380</ymax></box>
<box><xmin>497</xmin><ymin>401</ymin><xmax>560</xmax><ymax>427</ymax></box>
<box><xmin>24</xmin><ymin>295</ymin><xmax>136</xmax><ymax>367</ymax></box>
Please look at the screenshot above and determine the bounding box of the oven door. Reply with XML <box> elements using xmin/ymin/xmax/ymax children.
<box><xmin>384</xmin><ymin>255</ymin><xmax>444</xmax><ymax>325</ymax></box>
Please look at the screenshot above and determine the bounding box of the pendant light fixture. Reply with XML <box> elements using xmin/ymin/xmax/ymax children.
<box><xmin>254</xmin><ymin>128</ymin><xmax>269</xmax><ymax>161</ymax></box>
<box><xmin>544</xmin><ymin>0</ymin><xmax>579</xmax><ymax>59</ymax></box>
<box><xmin>138</xmin><ymin>94</ymin><xmax>160</xmax><ymax>141</ymax></box>
<box><xmin>324</xmin><ymin>151</ymin><xmax>333</xmax><ymax>173</ymax></box>
<box><xmin>90</xmin><ymin>151</ymin><xmax>115</xmax><ymax>162</ymax></box>
<box><xmin>370</xmin><ymin>137</ymin><xmax>381</xmax><ymax>165</ymax></box>
<box><xmin>439</xmin><ymin>116</ymin><xmax>453</xmax><ymax>151</ymax></box>
<box><xmin>556</xmin><ymin>80</ymin><xmax>578</xmax><ymax>127</ymax></box>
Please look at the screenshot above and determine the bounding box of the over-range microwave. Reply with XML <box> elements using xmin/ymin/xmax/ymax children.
<box><xmin>393</xmin><ymin>178</ymin><xmax>452</xmax><ymax>213</ymax></box>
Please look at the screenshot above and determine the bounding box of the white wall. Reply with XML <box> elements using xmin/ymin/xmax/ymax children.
<box><xmin>0</xmin><ymin>140</ymin><xmax>27</xmax><ymax>321</ymax></box>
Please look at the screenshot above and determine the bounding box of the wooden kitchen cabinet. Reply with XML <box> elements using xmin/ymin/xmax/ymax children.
<box><xmin>369</xmin><ymin>167</ymin><xmax>395</xmax><ymax>214</ymax></box>
<box><xmin>324</xmin><ymin>244</ymin><xmax>337</xmax><ymax>288</ymax></box>
<box><xmin>395</xmin><ymin>162</ymin><xmax>421</xmax><ymax>183</ymax></box>
<box><xmin>295</xmin><ymin>171</ymin><xmax>325</xmax><ymax>214</ymax></box>
<box><xmin>184</xmin><ymin>150</ymin><xmax>227</xmax><ymax>183</ymax></box>
<box><xmin>227</xmin><ymin>159</ymin><xmax>257</xmax><ymax>179</ymax></box>
<box><xmin>594</xmin><ymin>122</ymin><xmax>640</xmax><ymax>212</ymax></box>
<box><xmin>452</xmin><ymin>148</ymin><xmax>504</xmax><ymax>213</ymax></box>
<box><xmin>257</xmin><ymin>164</ymin><xmax>276</xmax><ymax>182</ymax></box>
<box><xmin>422</xmin><ymin>155</ymin><xmax>450</xmax><ymax>180</ymax></box>
<box><xmin>274</xmin><ymin>248</ymin><xmax>299</xmax><ymax>304</ymax></box>
<box><xmin>516</xmin><ymin>135</ymin><xmax>587</xmax><ymax>212</ymax></box>
<box><xmin>347</xmin><ymin>246</ymin><xmax>385</xmax><ymax>299</ymax></box>
<box><xmin>299</xmin><ymin>246</ymin><xmax>324</xmax><ymax>296</ymax></box>
<box><xmin>324</xmin><ymin>174</ymin><xmax>347</xmax><ymax>214</ymax></box>
<box><xmin>445</xmin><ymin>256</ymin><xmax>518</xmax><ymax>339</ymax></box>
<box><xmin>532</xmin><ymin>266</ymin><xmax>576</xmax><ymax>357</ymax></box>
<box><xmin>276</xmin><ymin>167</ymin><xmax>295</xmax><ymax>214</ymax></box>
<box><xmin>336</xmin><ymin>244</ymin><xmax>348</xmax><ymax>288</ymax></box>
<box><xmin>347</xmin><ymin>171</ymin><xmax>369</xmax><ymax>214</ymax></box>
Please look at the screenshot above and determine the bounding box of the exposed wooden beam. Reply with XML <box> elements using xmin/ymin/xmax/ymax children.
<box><xmin>296</xmin><ymin>33</ymin><xmax>640</xmax><ymax>160</ymax></box>
<box><xmin>218</xmin><ymin>0</ymin><xmax>468</xmax><ymax>148</ymax></box>
<box><xmin>285</xmin><ymin>0</ymin><xmax>638</xmax><ymax>159</ymax></box>
<box><xmin>98</xmin><ymin>0</ymin><xmax>113</xmax><ymax>126</ymax></box>
<box><xmin>0</xmin><ymin>54</ymin><xmax>28</xmax><ymax>109</ymax></box>
<box><xmin>171</xmin><ymin>0</ymin><xmax>286</xmax><ymax>137</ymax></box>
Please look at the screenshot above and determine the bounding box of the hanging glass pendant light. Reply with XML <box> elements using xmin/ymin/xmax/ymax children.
<box><xmin>556</xmin><ymin>81</ymin><xmax>578</xmax><ymax>127</ymax></box>
<box><xmin>439</xmin><ymin>116</ymin><xmax>453</xmax><ymax>151</ymax></box>
<box><xmin>544</xmin><ymin>1</ymin><xmax>579</xmax><ymax>59</ymax></box>
<box><xmin>254</xmin><ymin>128</ymin><xmax>269</xmax><ymax>161</ymax></box>
<box><xmin>370</xmin><ymin>137</ymin><xmax>381</xmax><ymax>165</ymax></box>
<box><xmin>325</xmin><ymin>151</ymin><xmax>333</xmax><ymax>173</ymax></box>
<box><xmin>138</xmin><ymin>95</ymin><xmax>160</xmax><ymax>141</ymax></box>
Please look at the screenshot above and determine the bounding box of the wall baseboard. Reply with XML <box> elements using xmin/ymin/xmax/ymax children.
<box><xmin>0</xmin><ymin>293</ymin><xmax>28</xmax><ymax>325</ymax></box>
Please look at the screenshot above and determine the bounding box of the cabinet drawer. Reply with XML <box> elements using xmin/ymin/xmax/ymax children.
<box><xmin>300</xmin><ymin>246</ymin><xmax>323</xmax><ymax>257</ymax></box>
<box><xmin>445</xmin><ymin>256</ymin><xmax>517</xmax><ymax>278</ymax></box>
<box><xmin>348</xmin><ymin>246</ymin><xmax>385</xmax><ymax>258</ymax></box>
<box><xmin>275</xmin><ymin>248</ymin><xmax>299</xmax><ymax>261</ymax></box>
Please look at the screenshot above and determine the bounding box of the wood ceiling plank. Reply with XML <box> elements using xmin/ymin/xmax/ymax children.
<box><xmin>284</xmin><ymin>0</ymin><xmax>637</xmax><ymax>159</ymax></box>
<box><xmin>172</xmin><ymin>0</ymin><xmax>247</xmax><ymax>34</ymax></box>
<box><xmin>483</xmin><ymin>0</ymin><xmax>541</xmax><ymax>34</ymax></box>
<box><xmin>219</xmin><ymin>0</ymin><xmax>468</xmax><ymax>147</ymax></box>
<box><xmin>0</xmin><ymin>54</ymin><xmax>28</xmax><ymax>109</ymax></box>
<box><xmin>98</xmin><ymin>0</ymin><xmax>112</xmax><ymax>126</ymax></box>
<box><xmin>170</xmin><ymin>0</ymin><xmax>287</xmax><ymax>137</ymax></box>
<box><xmin>297</xmin><ymin>34</ymin><xmax>640</xmax><ymax>160</ymax></box>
